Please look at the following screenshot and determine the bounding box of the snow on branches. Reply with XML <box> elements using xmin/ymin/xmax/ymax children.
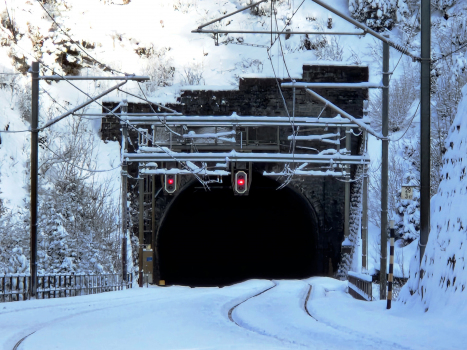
<box><xmin>349</xmin><ymin>0</ymin><xmax>410</xmax><ymax>32</ymax></box>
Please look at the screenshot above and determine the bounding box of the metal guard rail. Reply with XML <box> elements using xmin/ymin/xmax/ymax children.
<box><xmin>348</xmin><ymin>271</ymin><xmax>373</xmax><ymax>301</ymax></box>
<box><xmin>0</xmin><ymin>273</ymin><xmax>133</xmax><ymax>302</ymax></box>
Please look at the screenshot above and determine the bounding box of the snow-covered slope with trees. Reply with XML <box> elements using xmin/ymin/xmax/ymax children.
<box><xmin>400</xmin><ymin>83</ymin><xmax>467</xmax><ymax>314</ymax></box>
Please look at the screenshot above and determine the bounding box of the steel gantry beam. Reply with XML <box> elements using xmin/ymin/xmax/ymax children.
<box><xmin>124</xmin><ymin>151</ymin><xmax>370</xmax><ymax>164</ymax></box>
<box><xmin>111</xmin><ymin>115</ymin><xmax>369</xmax><ymax>128</ymax></box>
<box><xmin>192</xmin><ymin>29</ymin><xmax>366</xmax><ymax>36</ymax></box>
<box><xmin>38</xmin><ymin>75</ymin><xmax>149</xmax><ymax>81</ymax></box>
<box><xmin>281</xmin><ymin>82</ymin><xmax>385</xmax><ymax>89</ymax></box>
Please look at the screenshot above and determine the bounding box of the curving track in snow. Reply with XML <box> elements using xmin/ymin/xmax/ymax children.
<box><xmin>226</xmin><ymin>279</ymin><xmax>416</xmax><ymax>349</ymax></box>
<box><xmin>228</xmin><ymin>280</ymin><xmax>277</xmax><ymax>326</ymax></box>
<box><xmin>3</xmin><ymin>278</ymin><xmax>465</xmax><ymax>349</ymax></box>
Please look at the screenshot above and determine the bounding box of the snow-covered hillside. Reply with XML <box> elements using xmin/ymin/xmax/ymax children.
<box><xmin>400</xmin><ymin>83</ymin><xmax>467</xmax><ymax>314</ymax></box>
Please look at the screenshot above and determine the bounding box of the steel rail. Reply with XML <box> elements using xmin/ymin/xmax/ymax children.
<box><xmin>228</xmin><ymin>281</ymin><xmax>277</xmax><ymax>326</ymax></box>
<box><xmin>12</xmin><ymin>332</ymin><xmax>36</xmax><ymax>350</ymax></box>
<box><xmin>304</xmin><ymin>285</ymin><xmax>318</xmax><ymax>320</ymax></box>
<box><xmin>124</xmin><ymin>151</ymin><xmax>370</xmax><ymax>164</ymax></box>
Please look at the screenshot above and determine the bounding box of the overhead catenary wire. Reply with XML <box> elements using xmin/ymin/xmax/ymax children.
<box><xmin>390</xmin><ymin>7</ymin><xmax>420</xmax><ymax>82</ymax></box>
<box><xmin>3</xmin><ymin>0</ymin><xmax>16</xmax><ymax>43</ymax></box>
<box><xmin>389</xmin><ymin>101</ymin><xmax>421</xmax><ymax>142</ymax></box>
<box><xmin>432</xmin><ymin>42</ymin><xmax>467</xmax><ymax>63</ymax></box>
<box><xmin>8</xmin><ymin>40</ymin><xmax>210</xmax><ymax>189</ymax></box>
<box><xmin>273</xmin><ymin>6</ymin><xmax>292</xmax><ymax>80</ymax></box>
<box><xmin>135</xmin><ymin>83</ymin><xmax>182</xmax><ymax>137</ymax></box>
<box><xmin>268</xmin><ymin>0</ymin><xmax>308</xmax><ymax>189</ymax></box>
<box><xmin>44</xmin><ymin>143</ymin><xmax>122</xmax><ymax>173</ymax></box>
<box><xmin>269</xmin><ymin>0</ymin><xmax>306</xmax><ymax>49</ymax></box>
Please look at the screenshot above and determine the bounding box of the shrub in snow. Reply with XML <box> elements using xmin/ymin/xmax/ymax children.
<box><xmin>141</xmin><ymin>47</ymin><xmax>176</xmax><ymax>93</ymax></box>
<box><xmin>349</xmin><ymin>0</ymin><xmax>410</xmax><ymax>32</ymax></box>
<box><xmin>399</xmin><ymin>84</ymin><xmax>467</xmax><ymax>313</ymax></box>
<box><xmin>101</xmin><ymin>0</ymin><xmax>131</xmax><ymax>5</ymax></box>
<box><xmin>299</xmin><ymin>20</ymin><xmax>344</xmax><ymax>61</ymax></box>
<box><xmin>172</xmin><ymin>0</ymin><xmax>198</xmax><ymax>13</ymax></box>
<box><xmin>181</xmin><ymin>61</ymin><xmax>205</xmax><ymax>86</ymax></box>
<box><xmin>392</xmin><ymin>139</ymin><xmax>421</xmax><ymax>244</ymax></box>
<box><xmin>394</xmin><ymin>189</ymin><xmax>420</xmax><ymax>243</ymax></box>
<box><xmin>16</xmin><ymin>86</ymin><xmax>32</xmax><ymax>123</ymax></box>
<box><xmin>315</xmin><ymin>36</ymin><xmax>344</xmax><ymax>61</ymax></box>
<box><xmin>369</xmin><ymin>58</ymin><xmax>419</xmax><ymax>133</ymax></box>
<box><xmin>431</xmin><ymin>0</ymin><xmax>457</xmax><ymax>14</ymax></box>
<box><xmin>0</xmin><ymin>206</ymin><xmax>30</xmax><ymax>274</ymax></box>
<box><xmin>232</xmin><ymin>58</ymin><xmax>263</xmax><ymax>84</ymax></box>
<box><xmin>368</xmin><ymin>143</ymin><xmax>410</xmax><ymax>228</ymax></box>
<box><xmin>37</xmin><ymin>200</ymin><xmax>72</xmax><ymax>274</ymax></box>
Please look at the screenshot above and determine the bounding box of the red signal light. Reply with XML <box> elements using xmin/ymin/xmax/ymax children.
<box><xmin>234</xmin><ymin>171</ymin><xmax>248</xmax><ymax>194</ymax></box>
<box><xmin>164</xmin><ymin>175</ymin><xmax>177</xmax><ymax>194</ymax></box>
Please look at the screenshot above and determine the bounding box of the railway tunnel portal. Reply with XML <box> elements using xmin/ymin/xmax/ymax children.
<box><xmin>101</xmin><ymin>64</ymin><xmax>369</xmax><ymax>286</ymax></box>
<box><xmin>157</xmin><ymin>174</ymin><xmax>320</xmax><ymax>287</ymax></box>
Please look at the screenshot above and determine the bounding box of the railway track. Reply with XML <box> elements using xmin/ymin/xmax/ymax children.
<box><xmin>7</xmin><ymin>291</ymin><xmax>169</xmax><ymax>350</ymax></box>
<box><xmin>228</xmin><ymin>280</ymin><xmax>278</xmax><ymax>326</ymax></box>
<box><xmin>12</xmin><ymin>332</ymin><xmax>35</xmax><ymax>350</ymax></box>
<box><xmin>303</xmin><ymin>284</ymin><xmax>318</xmax><ymax>321</ymax></box>
<box><xmin>228</xmin><ymin>281</ymin><xmax>317</xmax><ymax>328</ymax></box>
<box><xmin>227</xmin><ymin>280</ymin><xmax>320</xmax><ymax>349</ymax></box>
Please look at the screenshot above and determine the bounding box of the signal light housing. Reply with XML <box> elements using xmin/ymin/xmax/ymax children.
<box><xmin>164</xmin><ymin>174</ymin><xmax>177</xmax><ymax>194</ymax></box>
<box><xmin>234</xmin><ymin>171</ymin><xmax>248</xmax><ymax>194</ymax></box>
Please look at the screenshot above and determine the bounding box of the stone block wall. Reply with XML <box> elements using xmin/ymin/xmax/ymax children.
<box><xmin>101</xmin><ymin>64</ymin><xmax>369</xmax><ymax>277</ymax></box>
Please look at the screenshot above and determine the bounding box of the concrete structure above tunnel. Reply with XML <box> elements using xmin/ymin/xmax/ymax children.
<box><xmin>100</xmin><ymin>64</ymin><xmax>369</xmax><ymax>286</ymax></box>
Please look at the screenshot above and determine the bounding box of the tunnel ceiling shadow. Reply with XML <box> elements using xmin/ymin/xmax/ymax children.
<box><xmin>158</xmin><ymin>174</ymin><xmax>319</xmax><ymax>287</ymax></box>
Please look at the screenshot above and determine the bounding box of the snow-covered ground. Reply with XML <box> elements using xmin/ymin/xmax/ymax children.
<box><xmin>1</xmin><ymin>278</ymin><xmax>465</xmax><ymax>350</ymax></box>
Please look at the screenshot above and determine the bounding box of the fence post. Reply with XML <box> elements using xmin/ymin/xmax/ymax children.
<box><xmin>387</xmin><ymin>220</ymin><xmax>395</xmax><ymax>309</ymax></box>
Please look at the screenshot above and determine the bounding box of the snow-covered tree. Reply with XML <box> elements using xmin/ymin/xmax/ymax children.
<box><xmin>38</xmin><ymin>116</ymin><xmax>121</xmax><ymax>274</ymax></box>
<box><xmin>0</xmin><ymin>206</ymin><xmax>29</xmax><ymax>274</ymax></box>
<box><xmin>349</xmin><ymin>0</ymin><xmax>411</xmax><ymax>32</ymax></box>
<box><xmin>431</xmin><ymin>16</ymin><xmax>467</xmax><ymax>194</ymax></box>
<box><xmin>368</xmin><ymin>58</ymin><xmax>419</xmax><ymax>133</ymax></box>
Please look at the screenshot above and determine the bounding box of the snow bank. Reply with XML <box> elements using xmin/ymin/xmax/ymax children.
<box><xmin>399</xmin><ymin>84</ymin><xmax>467</xmax><ymax>314</ymax></box>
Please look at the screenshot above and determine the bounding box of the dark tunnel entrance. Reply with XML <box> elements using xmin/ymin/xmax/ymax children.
<box><xmin>157</xmin><ymin>174</ymin><xmax>320</xmax><ymax>287</ymax></box>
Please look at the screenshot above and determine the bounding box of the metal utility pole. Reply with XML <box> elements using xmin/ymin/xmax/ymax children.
<box><xmin>26</xmin><ymin>68</ymin><xmax>148</xmax><ymax>296</ymax></box>
<box><xmin>151</xmin><ymin>174</ymin><xmax>157</xmax><ymax>285</ymax></box>
<box><xmin>139</xmin><ymin>176</ymin><xmax>144</xmax><ymax>287</ymax></box>
<box><xmin>30</xmin><ymin>62</ymin><xmax>39</xmax><ymax>299</ymax></box>
<box><xmin>362</xmin><ymin>130</ymin><xmax>369</xmax><ymax>270</ymax></box>
<box><xmin>344</xmin><ymin>128</ymin><xmax>351</xmax><ymax>239</ymax></box>
<box><xmin>121</xmin><ymin>106</ymin><xmax>128</xmax><ymax>284</ymax></box>
<box><xmin>362</xmin><ymin>163</ymin><xmax>369</xmax><ymax>269</ymax></box>
<box><xmin>419</xmin><ymin>0</ymin><xmax>431</xmax><ymax>272</ymax></box>
<box><xmin>380</xmin><ymin>38</ymin><xmax>389</xmax><ymax>300</ymax></box>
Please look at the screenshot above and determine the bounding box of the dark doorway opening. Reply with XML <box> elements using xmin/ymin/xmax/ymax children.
<box><xmin>158</xmin><ymin>174</ymin><xmax>319</xmax><ymax>287</ymax></box>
